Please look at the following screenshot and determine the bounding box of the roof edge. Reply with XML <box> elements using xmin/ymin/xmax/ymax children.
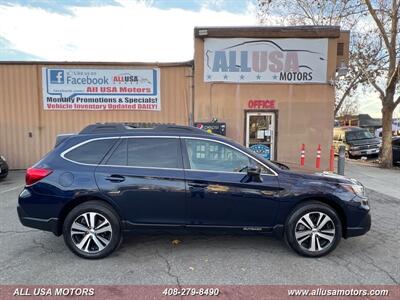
<box><xmin>194</xmin><ymin>26</ymin><xmax>341</xmax><ymax>38</ymax></box>
<box><xmin>0</xmin><ymin>60</ymin><xmax>194</xmax><ymax>67</ymax></box>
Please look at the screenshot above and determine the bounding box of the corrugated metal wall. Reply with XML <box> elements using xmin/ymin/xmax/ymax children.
<box><xmin>0</xmin><ymin>63</ymin><xmax>192</xmax><ymax>169</ymax></box>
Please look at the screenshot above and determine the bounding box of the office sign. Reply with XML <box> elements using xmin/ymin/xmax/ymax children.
<box><xmin>204</xmin><ymin>38</ymin><xmax>328</xmax><ymax>83</ymax></box>
<box><xmin>42</xmin><ymin>68</ymin><xmax>160</xmax><ymax>110</ymax></box>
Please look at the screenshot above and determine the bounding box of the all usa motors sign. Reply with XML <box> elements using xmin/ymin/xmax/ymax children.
<box><xmin>42</xmin><ymin>68</ymin><xmax>160</xmax><ymax>110</ymax></box>
<box><xmin>204</xmin><ymin>38</ymin><xmax>328</xmax><ymax>83</ymax></box>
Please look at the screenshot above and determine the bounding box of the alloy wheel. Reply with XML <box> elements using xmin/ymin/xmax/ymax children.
<box><xmin>70</xmin><ymin>212</ymin><xmax>112</xmax><ymax>253</ymax></box>
<box><xmin>294</xmin><ymin>211</ymin><xmax>336</xmax><ymax>252</ymax></box>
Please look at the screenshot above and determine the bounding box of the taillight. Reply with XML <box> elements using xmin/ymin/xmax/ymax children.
<box><xmin>25</xmin><ymin>167</ymin><xmax>53</xmax><ymax>185</ymax></box>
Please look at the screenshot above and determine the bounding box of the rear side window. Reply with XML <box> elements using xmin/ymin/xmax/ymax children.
<box><xmin>127</xmin><ymin>138</ymin><xmax>181</xmax><ymax>168</ymax></box>
<box><xmin>64</xmin><ymin>139</ymin><xmax>116</xmax><ymax>164</ymax></box>
<box><xmin>105</xmin><ymin>138</ymin><xmax>181</xmax><ymax>168</ymax></box>
<box><xmin>105</xmin><ymin>139</ymin><xmax>127</xmax><ymax>166</ymax></box>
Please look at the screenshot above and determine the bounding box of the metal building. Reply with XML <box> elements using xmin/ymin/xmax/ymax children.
<box><xmin>0</xmin><ymin>26</ymin><xmax>349</xmax><ymax>170</ymax></box>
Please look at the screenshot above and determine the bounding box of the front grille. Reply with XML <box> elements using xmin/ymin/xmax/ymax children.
<box><xmin>358</xmin><ymin>144</ymin><xmax>379</xmax><ymax>150</ymax></box>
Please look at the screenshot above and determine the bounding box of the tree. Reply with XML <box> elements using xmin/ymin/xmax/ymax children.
<box><xmin>257</xmin><ymin>0</ymin><xmax>366</xmax><ymax>115</ymax></box>
<box><xmin>363</xmin><ymin>0</ymin><xmax>399</xmax><ymax>168</ymax></box>
<box><xmin>257</xmin><ymin>0</ymin><xmax>400</xmax><ymax>168</ymax></box>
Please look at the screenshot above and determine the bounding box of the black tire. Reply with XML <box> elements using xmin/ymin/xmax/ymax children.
<box><xmin>285</xmin><ymin>201</ymin><xmax>342</xmax><ymax>257</ymax></box>
<box><xmin>63</xmin><ymin>200</ymin><xmax>122</xmax><ymax>259</ymax></box>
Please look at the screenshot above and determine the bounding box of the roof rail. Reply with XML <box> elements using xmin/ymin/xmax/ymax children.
<box><xmin>79</xmin><ymin>122</ymin><xmax>208</xmax><ymax>135</ymax></box>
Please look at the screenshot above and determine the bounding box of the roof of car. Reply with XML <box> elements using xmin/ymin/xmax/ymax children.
<box><xmin>79</xmin><ymin>123</ymin><xmax>210</xmax><ymax>136</ymax></box>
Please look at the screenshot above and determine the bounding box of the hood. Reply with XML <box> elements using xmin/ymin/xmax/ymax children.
<box><xmin>313</xmin><ymin>171</ymin><xmax>362</xmax><ymax>185</ymax></box>
<box><xmin>284</xmin><ymin>169</ymin><xmax>360</xmax><ymax>185</ymax></box>
<box><xmin>347</xmin><ymin>137</ymin><xmax>380</xmax><ymax>146</ymax></box>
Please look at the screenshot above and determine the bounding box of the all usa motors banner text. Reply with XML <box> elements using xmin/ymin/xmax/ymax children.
<box><xmin>42</xmin><ymin>68</ymin><xmax>161</xmax><ymax>111</ymax></box>
<box><xmin>204</xmin><ymin>38</ymin><xmax>328</xmax><ymax>83</ymax></box>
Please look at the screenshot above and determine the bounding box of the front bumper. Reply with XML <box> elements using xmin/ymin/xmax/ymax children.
<box><xmin>345</xmin><ymin>210</ymin><xmax>371</xmax><ymax>238</ymax></box>
<box><xmin>349</xmin><ymin>148</ymin><xmax>380</xmax><ymax>156</ymax></box>
<box><xmin>17</xmin><ymin>205</ymin><xmax>60</xmax><ymax>235</ymax></box>
<box><xmin>0</xmin><ymin>161</ymin><xmax>9</xmax><ymax>177</ymax></box>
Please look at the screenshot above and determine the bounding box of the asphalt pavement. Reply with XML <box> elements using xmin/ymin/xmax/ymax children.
<box><xmin>0</xmin><ymin>171</ymin><xmax>399</xmax><ymax>285</ymax></box>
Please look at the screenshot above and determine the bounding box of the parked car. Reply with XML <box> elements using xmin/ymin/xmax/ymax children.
<box><xmin>374</xmin><ymin>120</ymin><xmax>400</xmax><ymax>137</ymax></box>
<box><xmin>392</xmin><ymin>137</ymin><xmax>400</xmax><ymax>165</ymax></box>
<box><xmin>18</xmin><ymin>123</ymin><xmax>371</xmax><ymax>259</ymax></box>
<box><xmin>0</xmin><ymin>155</ymin><xmax>9</xmax><ymax>179</ymax></box>
<box><xmin>333</xmin><ymin>126</ymin><xmax>381</xmax><ymax>158</ymax></box>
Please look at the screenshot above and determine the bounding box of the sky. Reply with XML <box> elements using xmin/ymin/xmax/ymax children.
<box><xmin>0</xmin><ymin>0</ymin><xmax>398</xmax><ymax>118</ymax></box>
<box><xmin>0</xmin><ymin>0</ymin><xmax>257</xmax><ymax>61</ymax></box>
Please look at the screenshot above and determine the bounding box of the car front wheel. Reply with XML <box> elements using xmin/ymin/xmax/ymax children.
<box><xmin>63</xmin><ymin>200</ymin><xmax>122</xmax><ymax>259</ymax></box>
<box><xmin>285</xmin><ymin>201</ymin><xmax>342</xmax><ymax>257</ymax></box>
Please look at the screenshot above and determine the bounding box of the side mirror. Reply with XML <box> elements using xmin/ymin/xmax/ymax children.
<box><xmin>247</xmin><ymin>165</ymin><xmax>261</xmax><ymax>176</ymax></box>
<box><xmin>246</xmin><ymin>165</ymin><xmax>262</xmax><ymax>183</ymax></box>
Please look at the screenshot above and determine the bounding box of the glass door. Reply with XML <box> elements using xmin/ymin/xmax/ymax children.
<box><xmin>246</xmin><ymin>112</ymin><xmax>275</xmax><ymax>160</ymax></box>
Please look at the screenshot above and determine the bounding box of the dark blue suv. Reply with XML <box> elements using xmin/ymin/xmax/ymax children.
<box><xmin>18</xmin><ymin>123</ymin><xmax>371</xmax><ymax>259</ymax></box>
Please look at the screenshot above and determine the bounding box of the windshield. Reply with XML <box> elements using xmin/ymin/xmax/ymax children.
<box><xmin>345</xmin><ymin>130</ymin><xmax>374</xmax><ymax>141</ymax></box>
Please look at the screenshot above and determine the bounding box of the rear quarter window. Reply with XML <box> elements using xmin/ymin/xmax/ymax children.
<box><xmin>63</xmin><ymin>139</ymin><xmax>117</xmax><ymax>164</ymax></box>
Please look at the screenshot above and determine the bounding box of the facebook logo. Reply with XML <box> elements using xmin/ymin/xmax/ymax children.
<box><xmin>50</xmin><ymin>70</ymin><xmax>64</xmax><ymax>84</ymax></box>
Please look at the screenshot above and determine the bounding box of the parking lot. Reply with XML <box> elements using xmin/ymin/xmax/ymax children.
<box><xmin>0</xmin><ymin>170</ymin><xmax>399</xmax><ymax>285</ymax></box>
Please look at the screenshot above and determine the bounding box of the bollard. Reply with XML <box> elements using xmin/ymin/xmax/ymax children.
<box><xmin>315</xmin><ymin>144</ymin><xmax>321</xmax><ymax>169</ymax></box>
<box><xmin>337</xmin><ymin>145</ymin><xmax>346</xmax><ymax>175</ymax></box>
<box><xmin>329</xmin><ymin>145</ymin><xmax>335</xmax><ymax>172</ymax></box>
<box><xmin>300</xmin><ymin>144</ymin><xmax>305</xmax><ymax>166</ymax></box>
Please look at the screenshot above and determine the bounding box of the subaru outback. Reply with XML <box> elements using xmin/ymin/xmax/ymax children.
<box><xmin>18</xmin><ymin>123</ymin><xmax>371</xmax><ymax>259</ymax></box>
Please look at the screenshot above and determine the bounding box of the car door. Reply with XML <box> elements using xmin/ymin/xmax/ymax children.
<box><xmin>393</xmin><ymin>138</ymin><xmax>400</xmax><ymax>164</ymax></box>
<box><xmin>182</xmin><ymin>137</ymin><xmax>281</xmax><ymax>228</ymax></box>
<box><xmin>95</xmin><ymin>136</ymin><xmax>187</xmax><ymax>225</ymax></box>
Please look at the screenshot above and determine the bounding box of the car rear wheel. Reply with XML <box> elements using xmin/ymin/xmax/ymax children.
<box><xmin>63</xmin><ymin>201</ymin><xmax>122</xmax><ymax>259</ymax></box>
<box><xmin>285</xmin><ymin>201</ymin><xmax>342</xmax><ymax>257</ymax></box>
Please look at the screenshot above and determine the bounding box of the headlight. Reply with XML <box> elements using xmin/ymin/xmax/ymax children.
<box><xmin>340</xmin><ymin>183</ymin><xmax>365</xmax><ymax>197</ymax></box>
<box><xmin>350</xmin><ymin>146</ymin><xmax>360</xmax><ymax>150</ymax></box>
<box><xmin>0</xmin><ymin>155</ymin><xmax>5</xmax><ymax>161</ymax></box>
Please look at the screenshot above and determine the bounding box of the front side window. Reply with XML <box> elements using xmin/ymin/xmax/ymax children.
<box><xmin>185</xmin><ymin>139</ymin><xmax>266</xmax><ymax>173</ymax></box>
<box><xmin>64</xmin><ymin>139</ymin><xmax>117</xmax><ymax>164</ymax></box>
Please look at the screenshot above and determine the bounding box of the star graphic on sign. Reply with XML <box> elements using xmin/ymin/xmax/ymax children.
<box><xmin>207</xmin><ymin>74</ymin><xmax>212</xmax><ymax>80</ymax></box>
<box><xmin>273</xmin><ymin>74</ymin><xmax>278</xmax><ymax>80</ymax></box>
<box><xmin>256</xmin><ymin>74</ymin><xmax>262</xmax><ymax>80</ymax></box>
<box><xmin>223</xmin><ymin>74</ymin><xmax>228</xmax><ymax>80</ymax></box>
<box><xmin>240</xmin><ymin>74</ymin><xmax>245</xmax><ymax>80</ymax></box>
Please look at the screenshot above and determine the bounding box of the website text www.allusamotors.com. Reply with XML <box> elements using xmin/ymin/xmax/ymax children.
<box><xmin>288</xmin><ymin>288</ymin><xmax>389</xmax><ymax>297</ymax></box>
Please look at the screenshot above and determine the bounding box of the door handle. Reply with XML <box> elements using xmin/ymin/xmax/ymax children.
<box><xmin>188</xmin><ymin>182</ymin><xmax>208</xmax><ymax>188</ymax></box>
<box><xmin>105</xmin><ymin>175</ymin><xmax>125</xmax><ymax>182</ymax></box>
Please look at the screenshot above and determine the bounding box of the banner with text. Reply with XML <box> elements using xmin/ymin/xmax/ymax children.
<box><xmin>42</xmin><ymin>68</ymin><xmax>160</xmax><ymax>110</ymax></box>
<box><xmin>204</xmin><ymin>38</ymin><xmax>328</xmax><ymax>83</ymax></box>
